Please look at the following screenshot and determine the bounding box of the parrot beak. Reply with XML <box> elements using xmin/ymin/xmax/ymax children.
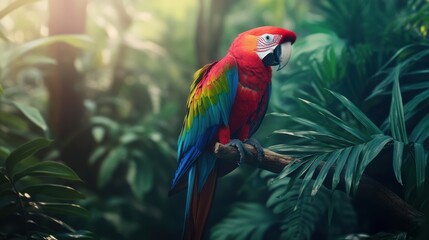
<box><xmin>275</xmin><ymin>41</ymin><xmax>292</xmax><ymax>71</ymax></box>
<box><xmin>261</xmin><ymin>41</ymin><xmax>293</xmax><ymax>71</ymax></box>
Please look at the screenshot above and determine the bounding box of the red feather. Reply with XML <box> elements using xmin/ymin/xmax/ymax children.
<box><xmin>172</xmin><ymin>26</ymin><xmax>297</xmax><ymax>240</ymax></box>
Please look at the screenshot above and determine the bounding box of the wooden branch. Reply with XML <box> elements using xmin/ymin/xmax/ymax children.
<box><xmin>213</xmin><ymin>142</ymin><xmax>424</xmax><ymax>235</ymax></box>
<box><xmin>214</xmin><ymin>142</ymin><xmax>295</xmax><ymax>173</ymax></box>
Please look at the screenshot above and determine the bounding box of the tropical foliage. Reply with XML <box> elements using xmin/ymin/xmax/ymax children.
<box><xmin>211</xmin><ymin>0</ymin><xmax>429</xmax><ymax>239</ymax></box>
<box><xmin>1</xmin><ymin>0</ymin><xmax>428</xmax><ymax>239</ymax></box>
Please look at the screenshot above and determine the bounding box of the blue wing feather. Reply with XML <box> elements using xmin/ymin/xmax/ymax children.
<box><xmin>171</xmin><ymin>56</ymin><xmax>238</xmax><ymax>192</ymax></box>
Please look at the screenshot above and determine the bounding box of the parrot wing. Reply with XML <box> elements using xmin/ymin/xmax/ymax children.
<box><xmin>170</xmin><ymin>55</ymin><xmax>238</xmax><ymax>193</ymax></box>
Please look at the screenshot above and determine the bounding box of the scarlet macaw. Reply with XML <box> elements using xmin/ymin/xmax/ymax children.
<box><xmin>170</xmin><ymin>26</ymin><xmax>296</xmax><ymax>239</ymax></box>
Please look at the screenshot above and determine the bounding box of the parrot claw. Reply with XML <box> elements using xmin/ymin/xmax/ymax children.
<box><xmin>244</xmin><ymin>138</ymin><xmax>265</xmax><ymax>163</ymax></box>
<box><xmin>227</xmin><ymin>139</ymin><xmax>251</xmax><ymax>165</ymax></box>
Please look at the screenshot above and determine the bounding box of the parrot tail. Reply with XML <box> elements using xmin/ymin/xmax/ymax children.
<box><xmin>183</xmin><ymin>161</ymin><xmax>218</xmax><ymax>240</ymax></box>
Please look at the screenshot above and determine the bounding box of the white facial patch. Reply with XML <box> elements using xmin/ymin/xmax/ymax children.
<box><xmin>256</xmin><ymin>34</ymin><xmax>281</xmax><ymax>60</ymax></box>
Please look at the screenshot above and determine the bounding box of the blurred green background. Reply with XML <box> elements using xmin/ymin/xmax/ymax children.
<box><xmin>1</xmin><ymin>0</ymin><xmax>429</xmax><ymax>239</ymax></box>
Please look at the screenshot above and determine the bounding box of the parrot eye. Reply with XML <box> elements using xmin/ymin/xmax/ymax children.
<box><xmin>262</xmin><ymin>34</ymin><xmax>273</xmax><ymax>43</ymax></box>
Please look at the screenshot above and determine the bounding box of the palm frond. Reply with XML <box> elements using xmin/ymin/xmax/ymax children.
<box><xmin>210</xmin><ymin>202</ymin><xmax>279</xmax><ymax>240</ymax></box>
<box><xmin>267</xmin><ymin>178</ymin><xmax>328</xmax><ymax>240</ymax></box>
<box><xmin>272</xmin><ymin>91</ymin><xmax>392</xmax><ymax>196</ymax></box>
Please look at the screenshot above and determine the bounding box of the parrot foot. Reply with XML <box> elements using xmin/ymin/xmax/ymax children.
<box><xmin>227</xmin><ymin>139</ymin><xmax>251</xmax><ymax>165</ymax></box>
<box><xmin>244</xmin><ymin>138</ymin><xmax>265</xmax><ymax>163</ymax></box>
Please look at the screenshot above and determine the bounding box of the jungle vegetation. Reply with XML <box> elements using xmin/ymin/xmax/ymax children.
<box><xmin>0</xmin><ymin>0</ymin><xmax>428</xmax><ymax>239</ymax></box>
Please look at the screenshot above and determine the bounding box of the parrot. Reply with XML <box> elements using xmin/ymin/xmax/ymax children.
<box><xmin>169</xmin><ymin>26</ymin><xmax>296</xmax><ymax>239</ymax></box>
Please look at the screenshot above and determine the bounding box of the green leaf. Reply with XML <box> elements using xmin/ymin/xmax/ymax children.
<box><xmin>344</xmin><ymin>146</ymin><xmax>362</xmax><ymax>195</ymax></box>
<box><xmin>210</xmin><ymin>203</ymin><xmax>277</xmax><ymax>240</ymax></box>
<box><xmin>0</xmin><ymin>146</ymin><xmax>10</xmax><ymax>163</ymax></box>
<box><xmin>21</xmin><ymin>184</ymin><xmax>85</xmax><ymax>200</ymax></box>
<box><xmin>267</xmin><ymin>179</ymin><xmax>331</xmax><ymax>240</ymax></box>
<box><xmin>269</xmin><ymin>144</ymin><xmax>335</xmax><ymax>153</ymax></box>
<box><xmin>0</xmin><ymin>111</ymin><xmax>28</xmax><ymax>130</ymax></box>
<box><xmin>275</xmin><ymin>159</ymin><xmax>307</xmax><ymax>181</ymax></box>
<box><xmin>404</xmin><ymin>89</ymin><xmax>429</xmax><ymax>121</ymax></box>
<box><xmin>332</xmin><ymin>147</ymin><xmax>352</xmax><ymax>190</ymax></box>
<box><xmin>312</xmin><ymin>150</ymin><xmax>341</xmax><ymax>196</ymax></box>
<box><xmin>353</xmin><ymin>135</ymin><xmax>392</xmax><ymax>193</ymax></box>
<box><xmin>298</xmin><ymin>98</ymin><xmax>367</xmax><ymax>142</ymax></box>
<box><xmin>389</xmin><ymin>67</ymin><xmax>408</xmax><ymax>144</ymax></box>
<box><xmin>393</xmin><ymin>141</ymin><xmax>405</xmax><ymax>185</ymax></box>
<box><xmin>13</xmin><ymin>161</ymin><xmax>81</xmax><ymax>182</ymax></box>
<box><xmin>1</xmin><ymin>35</ymin><xmax>93</xmax><ymax>79</ymax></box>
<box><xmin>329</xmin><ymin>90</ymin><xmax>381</xmax><ymax>135</ymax></box>
<box><xmin>274</xmin><ymin>129</ymin><xmax>354</xmax><ymax>146</ymax></box>
<box><xmin>0</xmin><ymin>0</ymin><xmax>40</xmax><ymax>19</ymax></box>
<box><xmin>410</xmin><ymin>113</ymin><xmax>429</xmax><ymax>143</ymax></box>
<box><xmin>14</xmin><ymin>102</ymin><xmax>48</xmax><ymax>132</ymax></box>
<box><xmin>11</xmin><ymin>35</ymin><xmax>93</xmax><ymax>58</ymax></box>
<box><xmin>414</xmin><ymin>143</ymin><xmax>426</xmax><ymax>194</ymax></box>
<box><xmin>91</xmin><ymin>126</ymin><xmax>105</xmax><ymax>143</ymax></box>
<box><xmin>299</xmin><ymin>154</ymin><xmax>325</xmax><ymax>198</ymax></box>
<box><xmin>5</xmin><ymin>138</ymin><xmax>52</xmax><ymax>175</ymax></box>
<box><xmin>98</xmin><ymin>147</ymin><xmax>127</xmax><ymax>188</ymax></box>
<box><xmin>126</xmin><ymin>158</ymin><xmax>152</xmax><ymax>200</ymax></box>
<box><xmin>89</xmin><ymin>146</ymin><xmax>107</xmax><ymax>164</ymax></box>
<box><xmin>30</xmin><ymin>202</ymin><xmax>90</xmax><ymax>218</ymax></box>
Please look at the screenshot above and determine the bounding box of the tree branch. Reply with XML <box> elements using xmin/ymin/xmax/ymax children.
<box><xmin>213</xmin><ymin>142</ymin><xmax>424</xmax><ymax>235</ymax></box>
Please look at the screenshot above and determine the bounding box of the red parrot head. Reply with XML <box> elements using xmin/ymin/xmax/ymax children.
<box><xmin>229</xmin><ymin>26</ymin><xmax>297</xmax><ymax>70</ymax></box>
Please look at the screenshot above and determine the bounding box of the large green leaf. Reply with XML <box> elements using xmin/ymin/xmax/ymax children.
<box><xmin>21</xmin><ymin>184</ymin><xmax>85</xmax><ymax>200</ymax></box>
<box><xmin>13</xmin><ymin>161</ymin><xmax>82</xmax><ymax>182</ymax></box>
<box><xmin>5</xmin><ymin>138</ymin><xmax>51</xmax><ymax>175</ymax></box>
